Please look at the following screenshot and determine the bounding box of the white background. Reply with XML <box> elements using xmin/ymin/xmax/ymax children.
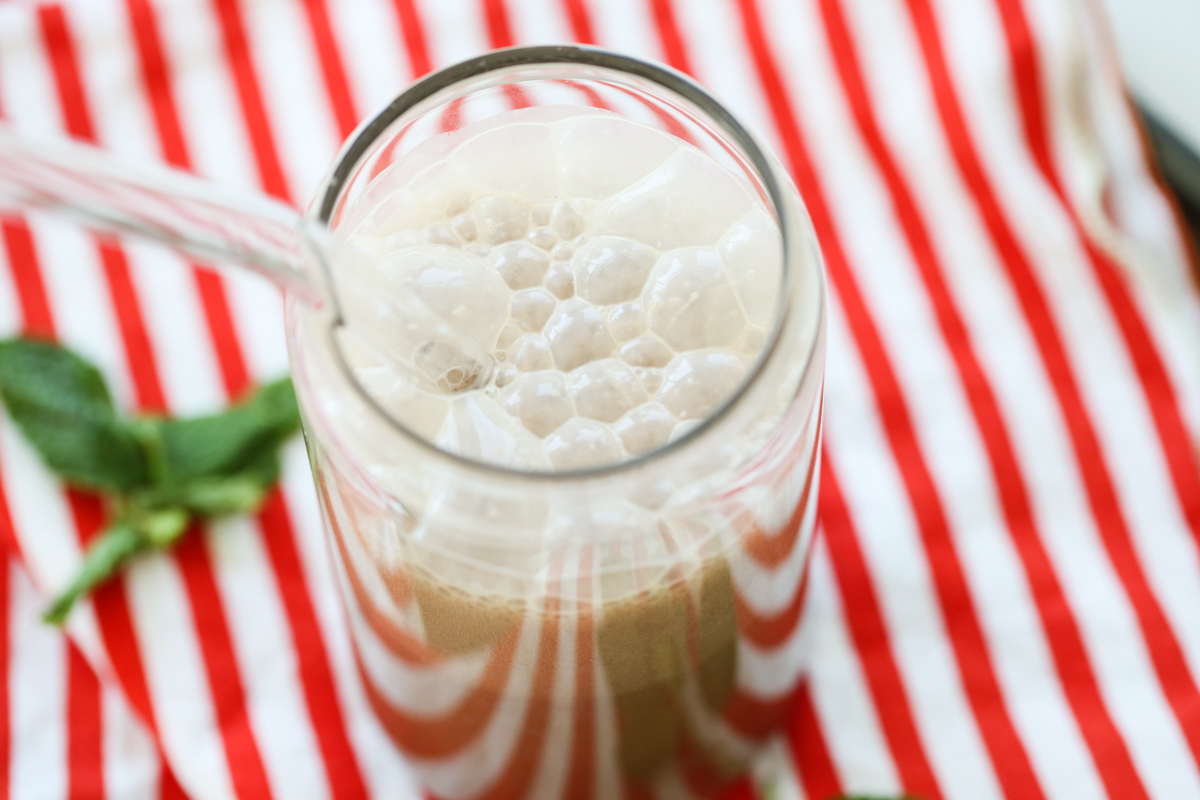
<box><xmin>1099</xmin><ymin>0</ymin><xmax>1200</xmax><ymax>151</ymax></box>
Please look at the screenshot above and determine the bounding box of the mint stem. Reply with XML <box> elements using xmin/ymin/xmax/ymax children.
<box><xmin>44</xmin><ymin>521</ymin><xmax>144</xmax><ymax>624</ymax></box>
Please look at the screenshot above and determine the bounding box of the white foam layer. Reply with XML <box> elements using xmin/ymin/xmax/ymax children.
<box><xmin>342</xmin><ymin>106</ymin><xmax>782</xmax><ymax>470</ymax></box>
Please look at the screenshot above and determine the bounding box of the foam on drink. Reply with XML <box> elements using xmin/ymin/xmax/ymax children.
<box><xmin>339</xmin><ymin>106</ymin><xmax>782</xmax><ymax>471</ymax></box>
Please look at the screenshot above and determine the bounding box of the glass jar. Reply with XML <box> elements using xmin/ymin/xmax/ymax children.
<box><xmin>288</xmin><ymin>46</ymin><xmax>826</xmax><ymax>800</ymax></box>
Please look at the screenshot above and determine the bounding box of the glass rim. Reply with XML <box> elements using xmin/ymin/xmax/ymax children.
<box><xmin>306</xmin><ymin>44</ymin><xmax>823</xmax><ymax>483</ymax></box>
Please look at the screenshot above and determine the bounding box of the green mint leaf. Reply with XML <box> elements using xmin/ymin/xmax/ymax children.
<box><xmin>138</xmin><ymin>469</ymin><xmax>276</xmax><ymax>517</ymax></box>
<box><xmin>137</xmin><ymin>506</ymin><xmax>189</xmax><ymax>548</ymax></box>
<box><xmin>177</xmin><ymin>476</ymin><xmax>269</xmax><ymax>516</ymax></box>
<box><xmin>44</xmin><ymin>520</ymin><xmax>144</xmax><ymax>624</ymax></box>
<box><xmin>151</xmin><ymin>377</ymin><xmax>299</xmax><ymax>484</ymax></box>
<box><xmin>0</xmin><ymin>338</ymin><xmax>147</xmax><ymax>490</ymax></box>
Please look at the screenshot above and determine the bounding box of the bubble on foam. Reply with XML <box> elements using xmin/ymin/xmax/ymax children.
<box><xmin>492</xmin><ymin>363</ymin><xmax>517</xmax><ymax>388</ymax></box>
<box><xmin>474</xmin><ymin>196</ymin><xmax>529</xmax><ymax>245</ymax></box>
<box><xmin>510</xmin><ymin>288</ymin><xmax>556</xmax><ymax>332</ymax></box>
<box><xmin>452</xmin><ymin>214</ymin><xmax>477</xmax><ymax>241</ymax></box>
<box><xmin>489</xmin><ymin>242</ymin><xmax>550</xmax><ymax>290</ymax></box>
<box><xmin>545</xmin><ymin>263</ymin><xmax>575</xmax><ymax>300</ymax></box>
<box><xmin>495</xmin><ymin>324</ymin><xmax>522</xmax><ymax>352</ymax></box>
<box><xmin>424</xmin><ymin>221</ymin><xmax>460</xmax><ymax>247</ymax></box>
<box><xmin>636</xmin><ymin>367</ymin><xmax>664</xmax><ymax>394</ymax></box>
<box><xmin>500</xmin><ymin>369</ymin><xmax>574</xmax><ymax>437</ymax></box>
<box><xmin>644</xmin><ymin>247</ymin><xmax>747</xmax><ymax>350</ymax></box>
<box><xmin>614</xmin><ymin>402</ymin><xmax>676</xmax><ymax>456</ymax></box>
<box><xmin>718</xmin><ymin>208</ymin><xmax>782</xmax><ymax>327</ymax></box>
<box><xmin>589</xmin><ymin>148</ymin><xmax>754</xmax><ymax>250</ymax></box>
<box><xmin>619</xmin><ymin>335</ymin><xmax>673</xmax><ymax>368</ymax></box>
<box><xmin>553</xmin><ymin>112</ymin><xmax>680</xmax><ymax>199</ymax></box>
<box><xmin>572</xmin><ymin>236</ymin><xmax>656</xmax><ymax>305</ymax></box>
<box><xmin>414</xmin><ymin>340</ymin><xmax>485</xmax><ymax>392</ymax></box>
<box><xmin>379</xmin><ymin>244</ymin><xmax>511</xmax><ymax>349</ymax></box>
<box><xmin>512</xmin><ymin>334</ymin><xmax>552</xmax><ymax>372</ymax></box>
<box><xmin>550</xmin><ymin>241</ymin><xmax>575</xmax><ymax>262</ymax></box>
<box><xmin>453</xmin><ymin>123</ymin><xmax>558</xmax><ymax>202</ymax></box>
<box><xmin>436</xmin><ymin>393</ymin><xmax>550</xmax><ymax>469</ymax></box>
<box><xmin>527</xmin><ymin>226</ymin><xmax>557</xmax><ymax>250</ymax></box>
<box><xmin>545</xmin><ymin>418</ymin><xmax>623</xmax><ymax>470</ymax></box>
<box><xmin>544</xmin><ymin>298</ymin><xmax>615</xmax><ymax>372</ymax></box>
<box><xmin>549</xmin><ymin>201</ymin><xmax>584</xmax><ymax>239</ymax></box>
<box><xmin>606</xmin><ymin>303</ymin><xmax>646</xmax><ymax>342</ymax></box>
<box><xmin>657</xmin><ymin>351</ymin><xmax>748</xmax><ymax>420</ymax></box>
<box><xmin>567</xmin><ymin>359</ymin><xmax>648</xmax><ymax>423</ymax></box>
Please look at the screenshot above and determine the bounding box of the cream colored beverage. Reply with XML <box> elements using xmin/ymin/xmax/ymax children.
<box><xmin>297</xmin><ymin>101</ymin><xmax>823</xmax><ymax>800</ymax></box>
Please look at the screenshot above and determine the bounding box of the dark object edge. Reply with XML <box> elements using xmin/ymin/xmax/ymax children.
<box><xmin>1137</xmin><ymin>100</ymin><xmax>1200</xmax><ymax>251</ymax></box>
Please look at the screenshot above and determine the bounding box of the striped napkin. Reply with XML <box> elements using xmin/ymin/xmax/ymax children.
<box><xmin>1</xmin><ymin>0</ymin><xmax>1198</xmax><ymax>798</ymax></box>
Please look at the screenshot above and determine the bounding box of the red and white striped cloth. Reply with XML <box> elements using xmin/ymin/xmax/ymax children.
<box><xmin>0</xmin><ymin>0</ymin><xmax>1197</xmax><ymax>798</ymax></box>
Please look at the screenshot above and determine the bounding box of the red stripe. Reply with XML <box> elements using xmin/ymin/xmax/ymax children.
<box><xmin>481</xmin><ymin>0</ymin><xmax>517</xmax><ymax>47</ymax></box>
<box><xmin>2</xmin><ymin>19</ymin><xmax>169</xmax><ymax>794</ymax></box>
<box><xmin>647</xmin><ymin>0</ymin><xmax>692</xmax><ymax>74</ymax></box>
<box><xmin>193</xmin><ymin>270</ymin><xmax>251</xmax><ymax>398</ymax></box>
<box><xmin>733</xmin><ymin>0</ymin><xmax>1046</xmax><ymax>796</ymax></box>
<box><xmin>560</xmin><ymin>0</ymin><xmax>595</xmax><ymax>44</ymax></box>
<box><xmin>34</xmin><ymin>17</ymin><xmax>138</xmax><ymax>800</ymax></box>
<box><xmin>256</xmin><ymin>492</ymin><xmax>367</xmax><ymax>800</ymax></box>
<box><xmin>174</xmin><ymin>530</ymin><xmax>273</xmax><ymax>800</ymax></box>
<box><xmin>160</xmin><ymin>763</ymin><xmax>189</xmax><ymax>800</ymax></box>
<box><xmin>121</xmin><ymin>2</ymin><xmax>372</xmax><ymax>796</ymax></box>
<box><xmin>2</xmin><ymin>220</ymin><xmax>54</xmax><ymax>339</ymax></box>
<box><xmin>208</xmin><ymin>0</ymin><xmax>292</xmax><ymax>201</ymax></box>
<box><xmin>788</xmin><ymin>684</ymin><xmax>841</xmax><ymax>800</ymax></box>
<box><xmin>818</xmin><ymin>460</ymin><xmax>943</xmax><ymax>800</ymax></box>
<box><xmin>66</xmin><ymin>645</ymin><xmax>105</xmax><ymax>800</ymax></box>
<box><xmin>3</xmin><ymin>17</ymin><xmax>164</xmax><ymax>757</ymax></box>
<box><xmin>817</xmin><ymin>0</ymin><xmax>1151</xmax><ymax>794</ymax></box>
<box><xmin>479</xmin><ymin>0</ymin><xmax>531</xmax><ymax>108</ymax></box>
<box><xmin>39</xmin><ymin>6</ymin><xmax>94</xmax><ymax>142</ymax></box>
<box><xmin>62</xmin><ymin>494</ymin><xmax>107</xmax><ymax>800</ymax></box>
<box><xmin>96</xmin><ymin>242</ymin><xmax>168</xmax><ymax>413</ymax></box>
<box><xmin>389</xmin><ymin>0</ymin><xmax>433</xmax><ymax>78</ymax></box>
<box><xmin>38</xmin><ymin>9</ymin><xmax>278</xmax><ymax>799</ymax></box>
<box><xmin>121</xmin><ymin>0</ymin><xmax>188</xmax><ymax>169</ymax></box>
<box><xmin>741</xmin><ymin>452</ymin><xmax>817</xmax><ymax>569</ymax></box>
<box><xmin>993</xmin><ymin>0</ymin><xmax>1200</xmax><ymax>749</ymax></box>
<box><xmin>298</xmin><ymin>0</ymin><xmax>359</xmax><ymax>138</ymax></box>
<box><xmin>356</xmin><ymin>624</ymin><xmax>524</xmax><ymax>758</ymax></box>
<box><xmin>92</xmin><ymin>577</ymin><xmax>160</xmax><ymax>727</ymax></box>
<box><xmin>902</xmin><ymin>0</ymin><xmax>1200</xmax><ymax>767</ymax></box>
<box><xmin>731</xmin><ymin>553</ymin><xmax>808</xmax><ymax>650</ymax></box>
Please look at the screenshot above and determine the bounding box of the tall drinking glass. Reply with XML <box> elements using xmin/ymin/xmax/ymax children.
<box><xmin>289</xmin><ymin>46</ymin><xmax>825</xmax><ymax>800</ymax></box>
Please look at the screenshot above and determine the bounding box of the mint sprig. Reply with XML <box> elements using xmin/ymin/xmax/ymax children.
<box><xmin>0</xmin><ymin>337</ymin><xmax>301</xmax><ymax>624</ymax></box>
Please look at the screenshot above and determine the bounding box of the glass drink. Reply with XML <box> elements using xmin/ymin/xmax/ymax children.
<box><xmin>289</xmin><ymin>47</ymin><xmax>826</xmax><ymax>800</ymax></box>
